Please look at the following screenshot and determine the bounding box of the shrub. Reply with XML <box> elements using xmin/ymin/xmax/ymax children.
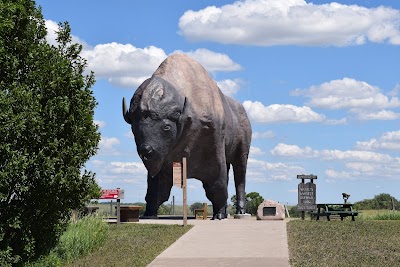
<box><xmin>0</xmin><ymin>1</ymin><xmax>100</xmax><ymax>264</ymax></box>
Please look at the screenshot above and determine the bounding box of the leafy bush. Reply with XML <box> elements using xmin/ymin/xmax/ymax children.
<box><xmin>0</xmin><ymin>1</ymin><xmax>100</xmax><ymax>264</ymax></box>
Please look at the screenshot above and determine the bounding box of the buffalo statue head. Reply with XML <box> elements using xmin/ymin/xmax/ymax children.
<box><xmin>122</xmin><ymin>77</ymin><xmax>186</xmax><ymax>177</ymax></box>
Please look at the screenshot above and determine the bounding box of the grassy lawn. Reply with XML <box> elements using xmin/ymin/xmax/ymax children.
<box><xmin>287</xmin><ymin>220</ymin><xmax>400</xmax><ymax>266</ymax></box>
<box><xmin>66</xmin><ymin>223</ymin><xmax>192</xmax><ymax>267</ymax></box>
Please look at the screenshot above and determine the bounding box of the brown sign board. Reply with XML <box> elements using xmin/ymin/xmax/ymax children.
<box><xmin>298</xmin><ymin>182</ymin><xmax>316</xmax><ymax>211</ymax></box>
<box><xmin>173</xmin><ymin>162</ymin><xmax>182</xmax><ymax>188</ymax></box>
<box><xmin>297</xmin><ymin>174</ymin><xmax>317</xmax><ymax>179</ymax></box>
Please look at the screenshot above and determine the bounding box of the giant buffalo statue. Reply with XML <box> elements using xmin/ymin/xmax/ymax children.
<box><xmin>122</xmin><ymin>54</ymin><xmax>251</xmax><ymax>219</ymax></box>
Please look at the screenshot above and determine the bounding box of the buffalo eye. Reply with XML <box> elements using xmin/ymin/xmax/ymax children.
<box><xmin>164</xmin><ymin>125</ymin><xmax>171</xmax><ymax>131</ymax></box>
<box><xmin>169</xmin><ymin>111</ymin><xmax>181</xmax><ymax>122</ymax></box>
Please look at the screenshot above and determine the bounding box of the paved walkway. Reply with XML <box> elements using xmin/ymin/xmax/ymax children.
<box><xmin>140</xmin><ymin>217</ymin><xmax>290</xmax><ymax>267</ymax></box>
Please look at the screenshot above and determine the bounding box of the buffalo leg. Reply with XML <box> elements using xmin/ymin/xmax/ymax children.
<box><xmin>233</xmin><ymin>153</ymin><xmax>248</xmax><ymax>214</ymax></box>
<box><xmin>203</xmin><ymin>177</ymin><xmax>228</xmax><ymax>220</ymax></box>
<box><xmin>144</xmin><ymin>171</ymin><xmax>172</xmax><ymax>217</ymax></box>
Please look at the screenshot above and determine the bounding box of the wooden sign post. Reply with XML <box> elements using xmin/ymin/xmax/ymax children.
<box><xmin>173</xmin><ymin>158</ymin><xmax>187</xmax><ymax>226</ymax></box>
<box><xmin>297</xmin><ymin>174</ymin><xmax>317</xmax><ymax>220</ymax></box>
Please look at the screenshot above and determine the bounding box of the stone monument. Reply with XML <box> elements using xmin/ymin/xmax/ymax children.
<box><xmin>256</xmin><ymin>200</ymin><xmax>285</xmax><ymax>220</ymax></box>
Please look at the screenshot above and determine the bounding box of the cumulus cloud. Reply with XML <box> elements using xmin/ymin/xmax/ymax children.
<box><xmin>81</xmin><ymin>42</ymin><xmax>167</xmax><ymax>88</ymax></box>
<box><xmin>271</xmin><ymin>142</ymin><xmax>396</xmax><ymax>163</ymax></box>
<box><xmin>243</xmin><ymin>101</ymin><xmax>325</xmax><ymax>123</ymax></box>
<box><xmin>174</xmin><ymin>49</ymin><xmax>242</xmax><ymax>72</ymax></box>
<box><xmin>98</xmin><ymin>136</ymin><xmax>120</xmax><ymax>155</ymax></box>
<box><xmin>216</xmin><ymin>79</ymin><xmax>242</xmax><ymax>97</ymax></box>
<box><xmin>292</xmin><ymin>77</ymin><xmax>400</xmax><ymax>121</ymax></box>
<box><xmin>355</xmin><ymin>110</ymin><xmax>400</xmax><ymax>120</ymax></box>
<box><xmin>250</xmin><ymin>146</ymin><xmax>265</xmax><ymax>156</ymax></box>
<box><xmin>179</xmin><ymin>0</ymin><xmax>400</xmax><ymax>46</ymax></box>
<box><xmin>81</xmin><ymin>45</ymin><xmax>241</xmax><ymax>88</ymax></box>
<box><xmin>109</xmin><ymin>162</ymin><xmax>147</xmax><ymax>175</ymax></box>
<box><xmin>252</xmin><ymin>131</ymin><xmax>275</xmax><ymax>139</ymax></box>
<box><xmin>247</xmin><ymin>158</ymin><xmax>305</xmax><ymax>182</ymax></box>
<box><xmin>356</xmin><ymin>130</ymin><xmax>400</xmax><ymax>151</ymax></box>
<box><xmin>292</xmin><ymin>78</ymin><xmax>400</xmax><ymax>110</ymax></box>
<box><xmin>45</xmin><ymin>20</ymin><xmax>242</xmax><ymax>89</ymax></box>
<box><xmin>271</xmin><ymin>143</ymin><xmax>315</xmax><ymax>157</ymax></box>
<box><xmin>271</xmin><ymin>142</ymin><xmax>400</xmax><ymax>180</ymax></box>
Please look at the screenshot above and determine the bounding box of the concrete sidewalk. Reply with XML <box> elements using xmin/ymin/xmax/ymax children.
<box><xmin>141</xmin><ymin>218</ymin><xmax>290</xmax><ymax>267</ymax></box>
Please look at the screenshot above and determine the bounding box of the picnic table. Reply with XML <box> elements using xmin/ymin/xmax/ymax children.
<box><xmin>310</xmin><ymin>203</ymin><xmax>359</xmax><ymax>221</ymax></box>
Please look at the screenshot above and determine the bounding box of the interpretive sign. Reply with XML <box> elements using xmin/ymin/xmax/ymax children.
<box><xmin>100</xmin><ymin>189</ymin><xmax>124</xmax><ymax>199</ymax></box>
<box><xmin>298</xmin><ymin>182</ymin><xmax>316</xmax><ymax>211</ymax></box>
<box><xmin>173</xmin><ymin>162</ymin><xmax>182</xmax><ymax>188</ymax></box>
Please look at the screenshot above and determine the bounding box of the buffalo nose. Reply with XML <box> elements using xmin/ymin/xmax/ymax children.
<box><xmin>139</xmin><ymin>145</ymin><xmax>153</xmax><ymax>160</ymax></box>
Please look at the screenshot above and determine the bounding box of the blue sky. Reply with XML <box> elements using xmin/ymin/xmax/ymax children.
<box><xmin>37</xmin><ymin>0</ymin><xmax>400</xmax><ymax>205</ymax></box>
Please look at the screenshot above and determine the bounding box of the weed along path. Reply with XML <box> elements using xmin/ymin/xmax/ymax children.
<box><xmin>142</xmin><ymin>218</ymin><xmax>290</xmax><ymax>267</ymax></box>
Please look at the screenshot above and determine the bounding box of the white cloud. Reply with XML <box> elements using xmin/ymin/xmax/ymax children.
<box><xmin>324</xmin><ymin>118</ymin><xmax>348</xmax><ymax>125</ymax></box>
<box><xmin>81</xmin><ymin>45</ymin><xmax>241</xmax><ymax>88</ymax></box>
<box><xmin>247</xmin><ymin>158</ymin><xmax>305</xmax><ymax>182</ymax></box>
<box><xmin>271</xmin><ymin>143</ymin><xmax>315</xmax><ymax>157</ymax></box>
<box><xmin>217</xmin><ymin>79</ymin><xmax>241</xmax><ymax>97</ymax></box>
<box><xmin>98</xmin><ymin>136</ymin><xmax>120</xmax><ymax>155</ymax></box>
<box><xmin>271</xmin><ymin>143</ymin><xmax>397</xmax><ymax>163</ymax></box>
<box><xmin>355</xmin><ymin>110</ymin><xmax>400</xmax><ymax>120</ymax></box>
<box><xmin>252</xmin><ymin>131</ymin><xmax>275</xmax><ymax>139</ymax></box>
<box><xmin>174</xmin><ymin>49</ymin><xmax>242</xmax><ymax>72</ymax></box>
<box><xmin>318</xmin><ymin>149</ymin><xmax>395</xmax><ymax>163</ymax></box>
<box><xmin>179</xmin><ymin>0</ymin><xmax>400</xmax><ymax>46</ymax></box>
<box><xmin>243</xmin><ymin>101</ymin><xmax>325</xmax><ymax>123</ymax></box>
<box><xmin>45</xmin><ymin>20</ymin><xmax>242</xmax><ymax>89</ymax></box>
<box><xmin>94</xmin><ymin>120</ymin><xmax>106</xmax><ymax>128</ymax></box>
<box><xmin>356</xmin><ymin>130</ymin><xmax>400</xmax><ymax>151</ymax></box>
<box><xmin>292</xmin><ymin>78</ymin><xmax>400</xmax><ymax>110</ymax></box>
<box><xmin>109</xmin><ymin>162</ymin><xmax>147</xmax><ymax>175</ymax></box>
<box><xmin>81</xmin><ymin>42</ymin><xmax>167</xmax><ymax>88</ymax></box>
<box><xmin>250</xmin><ymin>146</ymin><xmax>265</xmax><ymax>156</ymax></box>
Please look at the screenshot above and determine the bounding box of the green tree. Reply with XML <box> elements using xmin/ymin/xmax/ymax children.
<box><xmin>0</xmin><ymin>1</ymin><xmax>100</xmax><ymax>265</ymax></box>
<box><xmin>354</xmin><ymin>193</ymin><xmax>399</xmax><ymax>210</ymax></box>
<box><xmin>246</xmin><ymin>192</ymin><xmax>264</xmax><ymax>215</ymax></box>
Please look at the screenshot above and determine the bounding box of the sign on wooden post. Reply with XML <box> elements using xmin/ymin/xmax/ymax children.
<box><xmin>173</xmin><ymin>162</ymin><xmax>182</xmax><ymax>188</ymax></box>
<box><xmin>99</xmin><ymin>188</ymin><xmax>124</xmax><ymax>225</ymax></box>
<box><xmin>172</xmin><ymin>159</ymin><xmax>187</xmax><ymax>226</ymax></box>
<box><xmin>297</xmin><ymin>174</ymin><xmax>317</xmax><ymax>220</ymax></box>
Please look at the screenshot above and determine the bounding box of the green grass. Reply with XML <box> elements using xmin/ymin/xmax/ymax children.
<box><xmin>359</xmin><ymin>210</ymin><xmax>400</xmax><ymax>220</ymax></box>
<box><xmin>66</xmin><ymin>223</ymin><xmax>192</xmax><ymax>267</ymax></box>
<box><xmin>26</xmin><ymin>215</ymin><xmax>108</xmax><ymax>267</ymax></box>
<box><xmin>287</xmin><ymin>220</ymin><xmax>400</xmax><ymax>266</ymax></box>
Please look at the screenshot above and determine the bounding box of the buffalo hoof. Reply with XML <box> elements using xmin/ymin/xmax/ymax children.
<box><xmin>211</xmin><ymin>213</ymin><xmax>225</xmax><ymax>220</ymax></box>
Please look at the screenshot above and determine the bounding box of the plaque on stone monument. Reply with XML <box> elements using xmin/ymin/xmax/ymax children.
<box><xmin>263</xmin><ymin>207</ymin><xmax>276</xmax><ymax>216</ymax></box>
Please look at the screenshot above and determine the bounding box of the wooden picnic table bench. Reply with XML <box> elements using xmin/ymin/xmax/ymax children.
<box><xmin>194</xmin><ymin>203</ymin><xmax>208</xmax><ymax>220</ymax></box>
<box><xmin>310</xmin><ymin>203</ymin><xmax>359</xmax><ymax>221</ymax></box>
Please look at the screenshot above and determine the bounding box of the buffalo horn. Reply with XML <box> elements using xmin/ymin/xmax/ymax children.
<box><xmin>122</xmin><ymin>97</ymin><xmax>131</xmax><ymax>124</ymax></box>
